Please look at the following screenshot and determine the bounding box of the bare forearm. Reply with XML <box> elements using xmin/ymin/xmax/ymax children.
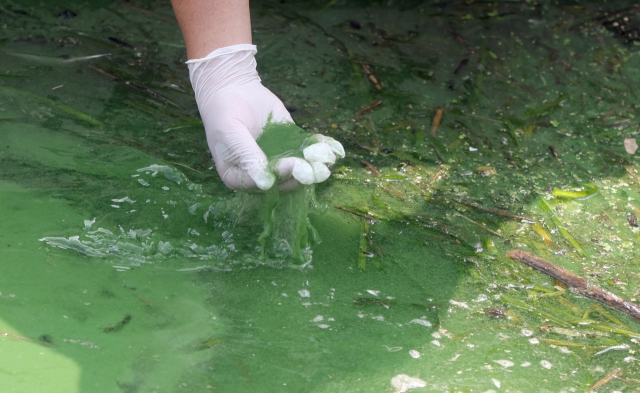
<box><xmin>170</xmin><ymin>0</ymin><xmax>252</xmax><ymax>59</ymax></box>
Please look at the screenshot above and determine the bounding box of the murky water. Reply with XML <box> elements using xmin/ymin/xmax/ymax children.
<box><xmin>2</xmin><ymin>0</ymin><xmax>640</xmax><ymax>392</ymax></box>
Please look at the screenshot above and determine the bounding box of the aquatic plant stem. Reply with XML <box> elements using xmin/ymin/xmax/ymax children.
<box><xmin>334</xmin><ymin>205</ymin><xmax>377</xmax><ymax>222</ymax></box>
<box><xmin>456</xmin><ymin>213</ymin><xmax>503</xmax><ymax>238</ymax></box>
<box><xmin>451</xmin><ymin>198</ymin><xmax>534</xmax><ymax>223</ymax></box>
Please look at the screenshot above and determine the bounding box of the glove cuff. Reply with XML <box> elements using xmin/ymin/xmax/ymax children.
<box><xmin>187</xmin><ymin>44</ymin><xmax>261</xmax><ymax>100</ymax></box>
<box><xmin>185</xmin><ymin>44</ymin><xmax>257</xmax><ymax>64</ymax></box>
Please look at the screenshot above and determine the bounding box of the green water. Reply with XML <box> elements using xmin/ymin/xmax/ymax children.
<box><xmin>3</xmin><ymin>0</ymin><xmax>640</xmax><ymax>391</ymax></box>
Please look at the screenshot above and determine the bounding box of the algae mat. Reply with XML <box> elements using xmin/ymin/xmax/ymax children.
<box><xmin>2</xmin><ymin>0</ymin><xmax>640</xmax><ymax>391</ymax></box>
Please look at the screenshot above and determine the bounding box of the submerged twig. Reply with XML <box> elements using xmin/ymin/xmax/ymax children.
<box><xmin>454</xmin><ymin>58</ymin><xmax>469</xmax><ymax>74</ymax></box>
<box><xmin>361</xmin><ymin>160</ymin><xmax>382</xmax><ymax>177</ymax></box>
<box><xmin>358</xmin><ymin>221</ymin><xmax>369</xmax><ymax>271</ymax></box>
<box><xmin>549</xmin><ymin>145</ymin><xmax>562</xmax><ymax>164</ymax></box>
<box><xmin>334</xmin><ymin>205</ymin><xmax>376</xmax><ymax>222</ymax></box>
<box><xmin>589</xmin><ymin>368</ymin><xmax>621</xmax><ymax>392</ymax></box>
<box><xmin>431</xmin><ymin>108</ymin><xmax>444</xmax><ymax>136</ymax></box>
<box><xmin>1</xmin><ymin>330</ymin><xmax>33</xmax><ymax>343</ymax></box>
<box><xmin>428</xmin><ymin>166</ymin><xmax>447</xmax><ymax>187</ymax></box>
<box><xmin>507</xmin><ymin>250</ymin><xmax>640</xmax><ymax>322</ymax></box>
<box><xmin>360</xmin><ymin>63</ymin><xmax>381</xmax><ymax>90</ymax></box>
<box><xmin>88</xmin><ymin>64</ymin><xmax>117</xmax><ymax>79</ymax></box>
<box><xmin>453</xmin><ymin>198</ymin><xmax>534</xmax><ymax>223</ymax></box>
<box><xmin>355</xmin><ymin>99</ymin><xmax>382</xmax><ymax>116</ymax></box>
<box><xmin>164</xmin><ymin>160</ymin><xmax>208</xmax><ymax>175</ymax></box>
<box><xmin>102</xmin><ymin>314</ymin><xmax>132</xmax><ymax>332</ymax></box>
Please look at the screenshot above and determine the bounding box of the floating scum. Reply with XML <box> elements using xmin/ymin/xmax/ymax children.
<box><xmin>4</xmin><ymin>0</ymin><xmax>640</xmax><ymax>391</ymax></box>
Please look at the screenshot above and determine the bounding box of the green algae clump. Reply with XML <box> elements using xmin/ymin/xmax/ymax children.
<box><xmin>254</xmin><ymin>121</ymin><xmax>321</xmax><ymax>265</ymax></box>
<box><xmin>257</xmin><ymin>120</ymin><xmax>310</xmax><ymax>160</ymax></box>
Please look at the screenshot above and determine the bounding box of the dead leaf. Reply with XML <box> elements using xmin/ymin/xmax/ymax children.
<box><xmin>624</xmin><ymin>138</ymin><xmax>638</xmax><ymax>154</ymax></box>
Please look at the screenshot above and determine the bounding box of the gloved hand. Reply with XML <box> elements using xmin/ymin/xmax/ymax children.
<box><xmin>187</xmin><ymin>44</ymin><xmax>344</xmax><ymax>191</ymax></box>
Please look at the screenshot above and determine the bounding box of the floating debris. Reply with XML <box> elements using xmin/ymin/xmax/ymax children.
<box><xmin>298</xmin><ymin>289</ymin><xmax>310</xmax><ymax>298</ymax></box>
<box><xmin>493</xmin><ymin>359</ymin><xmax>514</xmax><ymax>368</ymax></box>
<box><xmin>594</xmin><ymin>344</ymin><xmax>631</xmax><ymax>356</ymax></box>
<box><xmin>410</xmin><ymin>318</ymin><xmax>432</xmax><ymax>328</ymax></box>
<box><xmin>390</xmin><ymin>374</ymin><xmax>427</xmax><ymax>393</ymax></box>
<box><xmin>625</xmin><ymin>138</ymin><xmax>638</xmax><ymax>154</ymax></box>
<box><xmin>449</xmin><ymin>300</ymin><xmax>469</xmax><ymax>309</ymax></box>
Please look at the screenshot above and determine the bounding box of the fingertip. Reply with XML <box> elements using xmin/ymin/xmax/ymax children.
<box><xmin>292</xmin><ymin>160</ymin><xmax>315</xmax><ymax>184</ymax></box>
<box><xmin>303</xmin><ymin>144</ymin><xmax>336</xmax><ymax>165</ymax></box>
<box><xmin>326</xmin><ymin>138</ymin><xmax>345</xmax><ymax>158</ymax></box>
<box><xmin>307</xmin><ymin>135</ymin><xmax>345</xmax><ymax>159</ymax></box>
<box><xmin>310</xmin><ymin>162</ymin><xmax>331</xmax><ymax>183</ymax></box>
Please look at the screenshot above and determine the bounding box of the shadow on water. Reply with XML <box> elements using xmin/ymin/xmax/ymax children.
<box><xmin>2</xmin><ymin>0</ymin><xmax>640</xmax><ymax>391</ymax></box>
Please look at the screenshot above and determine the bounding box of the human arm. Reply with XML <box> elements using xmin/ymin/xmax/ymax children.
<box><xmin>170</xmin><ymin>0</ymin><xmax>252</xmax><ymax>58</ymax></box>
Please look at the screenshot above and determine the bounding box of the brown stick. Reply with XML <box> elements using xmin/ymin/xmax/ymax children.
<box><xmin>549</xmin><ymin>145</ymin><xmax>562</xmax><ymax>164</ymax></box>
<box><xmin>507</xmin><ymin>250</ymin><xmax>640</xmax><ymax>322</ymax></box>
<box><xmin>589</xmin><ymin>368</ymin><xmax>621</xmax><ymax>392</ymax></box>
<box><xmin>360</xmin><ymin>160</ymin><xmax>381</xmax><ymax>177</ymax></box>
<box><xmin>431</xmin><ymin>108</ymin><xmax>444</xmax><ymax>136</ymax></box>
<box><xmin>428</xmin><ymin>167</ymin><xmax>447</xmax><ymax>187</ymax></box>
<box><xmin>360</xmin><ymin>63</ymin><xmax>381</xmax><ymax>90</ymax></box>
<box><xmin>355</xmin><ymin>99</ymin><xmax>382</xmax><ymax>116</ymax></box>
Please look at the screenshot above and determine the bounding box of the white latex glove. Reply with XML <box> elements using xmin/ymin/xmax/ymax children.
<box><xmin>187</xmin><ymin>44</ymin><xmax>345</xmax><ymax>191</ymax></box>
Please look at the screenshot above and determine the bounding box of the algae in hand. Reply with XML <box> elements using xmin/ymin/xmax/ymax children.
<box><xmin>253</xmin><ymin>121</ymin><xmax>321</xmax><ymax>265</ymax></box>
<box><xmin>257</xmin><ymin>121</ymin><xmax>310</xmax><ymax>160</ymax></box>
